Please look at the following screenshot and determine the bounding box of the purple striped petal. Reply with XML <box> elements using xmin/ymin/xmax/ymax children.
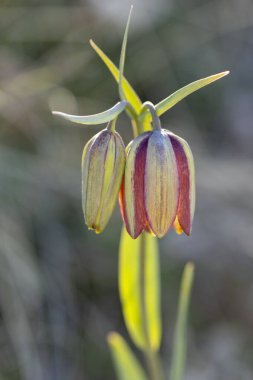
<box><xmin>168</xmin><ymin>132</ymin><xmax>195</xmax><ymax>235</ymax></box>
<box><xmin>119</xmin><ymin>133</ymin><xmax>150</xmax><ymax>239</ymax></box>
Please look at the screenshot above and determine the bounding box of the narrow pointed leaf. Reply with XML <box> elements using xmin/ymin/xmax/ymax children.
<box><xmin>156</xmin><ymin>71</ymin><xmax>229</xmax><ymax>116</ymax></box>
<box><xmin>170</xmin><ymin>263</ymin><xmax>195</xmax><ymax>380</ymax></box>
<box><xmin>140</xmin><ymin>71</ymin><xmax>230</xmax><ymax>123</ymax></box>
<box><xmin>90</xmin><ymin>39</ymin><xmax>142</xmax><ymax>113</ymax></box>
<box><xmin>119</xmin><ymin>227</ymin><xmax>161</xmax><ymax>351</ymax></box>
<box><xmin>52</xmin><ymin>100</ymin><xmax>127</xmax><ymax>125</ymax></box>
<box><xmin>119</xmin><ymin>6</ymin><xmax>133</xmax><ymax>101</ymax></box>
<box><xmin>108</xmin><ymin>332</ymin><xmax>148</xmax><ymax>380</ymax></box>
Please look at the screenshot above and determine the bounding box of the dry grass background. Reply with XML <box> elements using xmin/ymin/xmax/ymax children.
<box><xmin>0</xmin><ymin>0</ymin><xmax>253</xmax><ymax>379</ymax></box>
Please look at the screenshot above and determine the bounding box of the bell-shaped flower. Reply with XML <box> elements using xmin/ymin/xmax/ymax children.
<box><xmin>82</xmin><ymin>126</ymin><xmax>126</xmax><ymax>233</ymax></box>
<box><xmin>119</xmin><ymin>129</ymin><xmax>195</xmax><ymax>239</ymax></box>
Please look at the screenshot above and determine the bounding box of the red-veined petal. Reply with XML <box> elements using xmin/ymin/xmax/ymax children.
<box><xmin>168</xmin><ymin>132</ymin><xmax>195</xmax><ymax>235</ymax></box>
<box><xmin>120</xmin><ymin>133</ymin><xmax>150</xmax><ymax>238</ymax></box>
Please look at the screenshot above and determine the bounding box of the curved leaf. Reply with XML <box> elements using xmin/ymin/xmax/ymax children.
<box><xmin>119</xmin><ymin>227</ymin><xmax>161</xmax><ymax>351</ymax></box>
<box><xmin>108</xmin><ymin>332</ymin><xmax>148</xmax><ymax>380</ymax></box>
<box><xmin>52</xmin><ymin>100</ymin><xmax>127</xmax><ymax>125</ymax></box>
<box><xmin>90</xmin><ymin>39</ymin><xmax>142</xmax><ymax>113</ymax></box>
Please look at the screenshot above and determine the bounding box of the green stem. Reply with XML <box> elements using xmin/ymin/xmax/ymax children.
<box><xmin>140</xmin><ymin>233</ymin><xmax>164</xmax><ymax>380</ymax></box>
<box><xmin>131</xmin><ymin>118</ymin><xmax>138</xmax><ymax>138</ymax></box>
<box><xmin>107</xmin><ymin>117</ymin><xmax>117</xmax><ymax>132</ymax></box>
<box><xmin>141</xmin><ymin>102</ymin><xmax>162</xmax><ymax>131</ymax></box>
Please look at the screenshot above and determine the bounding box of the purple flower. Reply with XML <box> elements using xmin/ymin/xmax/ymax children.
<box><xmin>119</xmin><ymin>129</ymin><xmax>195</xmax><ymax>239</ymax></box>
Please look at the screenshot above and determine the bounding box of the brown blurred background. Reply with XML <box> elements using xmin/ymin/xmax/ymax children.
<box><xmin>0</xmin><ymin>0</ymin><xmax>253</xmax><ymax>379</ymax></box>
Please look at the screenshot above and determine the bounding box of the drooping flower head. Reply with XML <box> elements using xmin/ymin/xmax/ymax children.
<box><xmin>82</xmin><ymin>122</ymin><xmax>126</xmax><ymax>233</ymax></box>
<box><xmin>119</xmin><ymin>103</ymin><xmax>195</xmax><ymax>239</ymax></box>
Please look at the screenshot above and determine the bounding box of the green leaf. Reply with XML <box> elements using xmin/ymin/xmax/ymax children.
<box><xmin>140</xmin><ymin>71</ymin><xmax>230</xmax><ymax>123</ymax></box>
<box><xmin>108</xmin><ymin>332</ymin><xmax>148</xmax><ymax>380</ymax></box>
<box><xmin>119</xmin><ymin>6</ymin><xmax>133</xmax><ymax>101</ymax></box>
<box><xmin>143</xmin><ymin>232</ymin><xmax>162</xmax><ymax>351</ymax></box>
<box><xmin>119</xmin><ymin>227</ymin><xmax>161</xmax><ymax>351</ymax></box>
<box><xmin>52</xmin><ymin>100</ymin><xmax>127</xmax><ymax>125</ymax></box>
<box><xmin>156</xmin><ymin>71</ymin><xmax>229</xmax><ymax>116</ymax></box>
<box><xmin>170</xmin><ymin>262</ymin><xmax>195</xmax><ymax>380</ymax></box>
<box><xmin>90</xmin><ymin>39</ymin><xmax>142</xmax><ymax>114</ymax></box>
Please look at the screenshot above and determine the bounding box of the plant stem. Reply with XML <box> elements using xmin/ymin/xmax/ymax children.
<box><xmin>131</xmin><ymin>118</ymin><xmax>139</xmax><ymax>137</ymax></box>
<box><xmin>107</xmin><ymin>117</ymin><xmax>117</xmax><ymax>132</ymax></box>
<box><xmin>141</xmin><ymin>102</ymin><xmax>162</xmax><ymax>131</ymax></box>
<box><xmin>140</xmin><ymin>233</ymin><xmax>164</xmax><ymax>380</ymax></box>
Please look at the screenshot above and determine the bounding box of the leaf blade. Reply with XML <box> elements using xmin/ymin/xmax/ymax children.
<box><xmin>52</xmin><ymin>100</ymin><xmax>127</xmax><ymax>125</ymax></box>
<box><xmin>108</xmin><ymin>332</ymin><xmax>148</xmax><ymax>380</ymax></box>
<box><xmin>170</xmin><ymin>262</ymin><xmax>195</xmax><ymax>380</ymax></box>
<box><xmin>144</xmin><ymin>232</ymin><xmax>161</xmax><ymax>351</ymax></box>
<box><xmin>119</xmin><ymin>227</ymin><xmax>144</xmax><ymax>348</ymax></box>
<box><xmin>90</xmin><ymin>39</ymin><xmax>142</xmax><ymax>113</ymax></box>
<box><xmin>118</xmin><ymin>228</ymin><xmax>161</xmax><ymax>351</ymax></box>
<box><xmin>156</xmin><ymin>71</ymin><xmax>229</xmax><ymax>117</ymax></box>
<box><xmin>119</xmin><ymin>6</ymin><xmax>133</xmax><ymax>101</ymax></box>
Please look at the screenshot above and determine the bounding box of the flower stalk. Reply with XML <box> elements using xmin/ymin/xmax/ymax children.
<box><xmin>141</xmin><ymin>102</ymin><xmax>162</xmax><ymax>131</ymax></box>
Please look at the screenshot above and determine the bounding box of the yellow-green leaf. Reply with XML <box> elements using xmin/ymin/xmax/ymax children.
<box><xmin>90</xmin><ymin>39</ymin><xmax>142</xmax><ymax>114</ymax></box>
<box><xmin>170</xmin><ymin>262</ymin><xmax>195</xmax><ymax>380</ymax></box>
<box><xmin>119</xmin><ymin>6</ymin><xmax>133</xmax><ymax>102</ymax></box>
<box><xmin>108</xmin><ymin>332</ymin><xmax>148</xmax><ymax>380</ymax></box>
<box><xmin>119</xmin><ymin>227</ymin><xmax>161</xmax><ymax>351</ymax></box>
<box><xmin>140</xmin><ymin>71</ymin><xmax>230</xmax><ymax>123</ymax></box>
<box><xmin>144</xmin><ymin>232</ymin><xmax>162</xmax><ymax>350</ymax></box>
<box><xmin>156</xmin><ymin>71</ymin><xmax>229</xmax><ymax>116</ymax></box>
<box><xmin>52</xmin><ymin>100</ymin><xmax>127</xmax><ymax>125</ymax></box>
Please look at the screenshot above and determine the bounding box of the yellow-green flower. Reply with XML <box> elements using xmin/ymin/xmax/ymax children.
<box><xmin>82</xmin><ymin>127</ymin><xmax>125</xmax><ymax>233</ymax></box>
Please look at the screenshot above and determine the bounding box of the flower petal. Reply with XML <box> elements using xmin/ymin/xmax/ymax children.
<box><xmin>120</xmin><ymin>133</ymin><xmax>150</xmax><ymax>238</ymax></box>
<box><xmin>83</xmin><ymin>130</ymin><xmax>111</xmax><ymax>231</ymax></box>
<box><xmin>144</xmin><ymin>130</ymin><xmax>179</xmax><ymax>238</ymax></box>
<box><xmin>173</xmin><ymin>216</ymin><xmax>183</xmax><ymax>235</ymax></box>
<box><xmin>168</xmin><ymin>132</ymin><xmax>195</xmax><ymax>235</ymax></box>
<box><xmin>95</xmin><ymin>132</ymin><xmax>125</xmax><ymax>231</ymax></box>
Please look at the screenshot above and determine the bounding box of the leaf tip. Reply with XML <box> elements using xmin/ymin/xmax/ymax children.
<box><xmin>52</xmin><ymin>110</ymin><xmax>60</xmax><ymax>116</ymax></box>
<box><xmin>107</xmin><ymin>331</ymin><xmax>119</xmax><ymax>346</ymax></box>
<box><xmin>220</xmin><ymin>70</ymin><xmax>230</xmax><ymax>77</ymax></box>
<box><xmin>89</xmin><ymin>39</ymin><xmax>98</xmax><ymax>51</ymax></box>
<box><xmin>213</xmin><ymin>70</ymin><xmax>230</xmax><ymax>81</ymax></box>
<box><xmin>185</xmin><ymin>261</ymin><xmax>195</xmax><ymax>274</ymax></box>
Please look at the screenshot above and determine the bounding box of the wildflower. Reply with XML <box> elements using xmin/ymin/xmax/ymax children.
<box><xmin>82</xmin><ymin>122</ymin><xmax>125</xmax><ymax>233</ymax></box>
<box><xmin>119</xmin><ymin>128</ymin><xmax>195</xmax><ymax>239</ymax></box>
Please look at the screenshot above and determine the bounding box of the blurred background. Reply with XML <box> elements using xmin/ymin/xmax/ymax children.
<box><xmin>0</xmin><ymin>0</ymin><xmax>253</xmax><ymax>379</ymax></box>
